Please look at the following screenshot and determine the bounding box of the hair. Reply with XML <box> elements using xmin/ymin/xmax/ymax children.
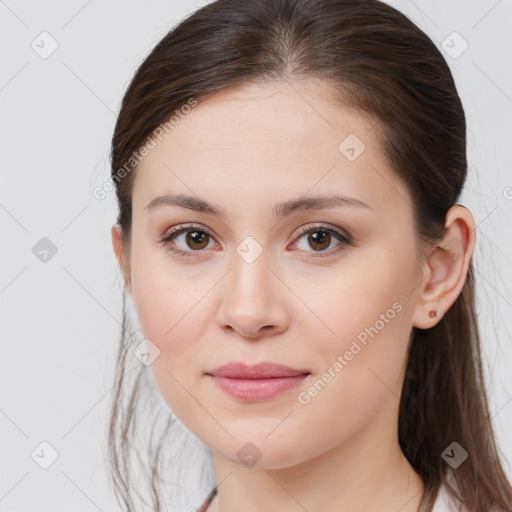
<box><xmin>106</xmin><ymin>0</ymin><xmax>512</xmax><ymax>511</ymax></box>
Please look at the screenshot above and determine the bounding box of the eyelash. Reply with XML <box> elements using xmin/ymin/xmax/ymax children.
<box><xmin>159</xmin><ymin>223</ymin><xmax>353</xmax><ymax>259</ymax></box>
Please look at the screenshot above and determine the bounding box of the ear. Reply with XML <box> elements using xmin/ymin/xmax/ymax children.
<box><xmin>111</xmin><ymin>223</ymin><xmax>131</xmax><ymax>292</ymax></box>
<box><xmin>412</xmin><ymin>205</ymin><xmax>476</xmax><ymax>329</ymax></box>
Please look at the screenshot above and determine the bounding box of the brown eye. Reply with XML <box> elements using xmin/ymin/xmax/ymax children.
<box><xmin>292</xmin><ymin>225</ymin><xmax>352</xmax><ymax>258</ymax></box>
<box><xmin>184</xmin><ymin>230</ymin><xmax>210</xmax><ymax>250</ymax></box>
<box><xmin>307</xmin><ymin>230</ymin><xmax>332</xmax><ymax>251</ymax></box>
<box><xmin>160</xmin><ymin>225</ymin><xmax>216</xmax><ymax>257</ymax></box>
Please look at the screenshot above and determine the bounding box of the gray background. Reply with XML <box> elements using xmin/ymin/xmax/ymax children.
<box><xmin>1</xmin><ymin>0</ymin><xmax>511</xmax><ymax>510</ymax></box>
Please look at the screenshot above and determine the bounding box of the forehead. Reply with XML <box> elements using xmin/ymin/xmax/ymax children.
<box><xmin>133</xmin><ymin>79</ymin><xmax>412</xmax><ymax>220</ymax></box>
<box><xmin>160</xmin><ymin>79</ymin><xmax>366</xmax><ymax>156</ymax></box>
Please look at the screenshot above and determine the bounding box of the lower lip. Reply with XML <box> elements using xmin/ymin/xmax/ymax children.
<box><xmin>209</xmin><ymin>374</ymin><xmax>309</xmax><ymax>401</ymax></box>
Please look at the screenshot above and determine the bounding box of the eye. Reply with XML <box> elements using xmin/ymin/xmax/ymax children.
<box><xmin>160</xmin><ymin>223</ymin><xmax>353</xmax><ymax>259</ymax></box>
<box><xmin>159</xmin><ymin>224</ymin><xmax>218</xmax><ymax>258</ymax></box>
<box><xmin>290</xmin><ymin>224</ymin><xmax>352</xmax><ymax>257</ymax></box>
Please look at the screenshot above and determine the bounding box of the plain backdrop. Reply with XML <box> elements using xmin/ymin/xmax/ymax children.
<box><xmin>1</xmin><ymin>0</ymin><xmax>511</xmax><ymax>510</ymax></box>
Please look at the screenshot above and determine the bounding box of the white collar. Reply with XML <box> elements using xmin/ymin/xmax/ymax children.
<box><xmin>432</xmin><ymin>483</ymin><xmax>469</xmax><ymax>512</ymax></box>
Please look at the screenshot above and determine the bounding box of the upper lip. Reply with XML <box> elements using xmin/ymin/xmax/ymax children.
<box><xmin>207</xmin><ymin>362</ymin><xmax>309</xmax><ymax>379</ymax></box>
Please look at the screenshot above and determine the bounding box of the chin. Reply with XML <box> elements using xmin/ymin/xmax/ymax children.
<box><xmin>210</xmin><ymin>432</ymin><xmax>313</xmax><ymax>470</ymax></box>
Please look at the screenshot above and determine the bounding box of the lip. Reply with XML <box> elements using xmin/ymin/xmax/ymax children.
<box><xmin>206</xmin><ymin>362</ymin><xmax>310</xmax><ymax>401</ymax></box>
<box><xmin>208</xmin><ymin>361</ymin><xmax>309</xmax><ymax>379</ymax></box>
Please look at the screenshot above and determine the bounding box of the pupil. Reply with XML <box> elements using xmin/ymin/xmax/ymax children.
<box><xmin>187</xmin><ymin>231</ymin><xmax>208</xmax><ymax>249</ymax></box>
<box><xmin>309</xmin><ymin>231</ymin><xmax>330</xmax><ymax>251</ymax></box>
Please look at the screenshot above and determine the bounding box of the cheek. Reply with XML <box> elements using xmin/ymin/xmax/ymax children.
<box><xmin>303</xmin><ymin>246</ymin><xmax>417</xmax><ymax>404</ymax></box>
<box><xmin>130</xmin><ymin>240</ymin><xmax>200</xmax><ymax>340</ymax></box>
<box><xmin>290</xmin><ymin>275</ymin><xmax>413</xmax><ymax>456</ymax></box>
<box><xmin>131</xmin><ymin>277</ymin><xmax>207</xmax><ymax>371</ymax></box>
<box><xmin>129</xmin><ymin>276</ymin><xmax>207</xmax><ymax>431</ymax></box>
<box><xmin>128</xmin><ymin>245</ymin><xmax>219</xmax><ymax>418</ymax></box>
<box><xmin>301</xmin><ymin>248</ymin><xmax>414</xmax><ymax>349</ymax></box>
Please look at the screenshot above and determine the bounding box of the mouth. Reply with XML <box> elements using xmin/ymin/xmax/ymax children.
<box><xmin>206</xmin><ymin>361</ymin><xmax>310</xmax><ymax>401</ymax></box>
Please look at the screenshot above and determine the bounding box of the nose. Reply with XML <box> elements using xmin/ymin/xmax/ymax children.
<box><xmin>216</xmin><ymin>250</ymin><xmax>289</xmax><ymax>340</ymax></box>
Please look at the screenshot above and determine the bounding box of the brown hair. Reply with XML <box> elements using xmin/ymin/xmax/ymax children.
<box><xmin>107</xmin><ymin>1</ymin><xmax>512</xmax><ymax>511</ymax></box>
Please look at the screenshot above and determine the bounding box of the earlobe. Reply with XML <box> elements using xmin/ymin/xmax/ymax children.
<box><xmin>111</xmin><ymin>224</ymin><xmax>131</xmax><ymax>290</ymax></box>
<box><xmin>412</xmin><ymin>204</ymin><xmax>476</xmax><ymax>330</ymax></box>
<box><xmin>111</xmin><ymin>224</ymin><xmax>123</xmax><ymax>266</ymax></box>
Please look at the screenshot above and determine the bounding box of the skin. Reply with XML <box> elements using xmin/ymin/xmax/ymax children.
<box><xmin>112</xmin><ymin>77</ymin><xmax>476</xmax><ymax>512</ymax></box>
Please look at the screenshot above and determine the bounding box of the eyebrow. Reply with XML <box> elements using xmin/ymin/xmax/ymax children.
<box><xmin>144</xmin><ymin>192</ymin><xmax>374</xmax><ymax>220</ymax></box>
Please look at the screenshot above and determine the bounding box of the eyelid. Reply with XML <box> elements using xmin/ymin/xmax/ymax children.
<box><xmin>161</xmin><ymin>222</ymin><xmax>350</xmax><ymax>241</ymax></box>
<box><xmin>161</xmin><ymin>223</ymin><xmax>214</xmax><ymax>239</ymax></box>
<box><xmin>160</xmin><ymin>223</ymin><xmax>220</xmax><ymax>248</ymax></box>
<box><xmin>292</xmin><ymin>223</ymin><xmax>351</xmax><ymax>242</ymax></box>
<box><xmin>288</xmin><ymin>223</ymin><xmax>353</xmax><ymax>257</ymax></box>
<box><xmin>160</xmin><ymin>222</ymin><xmax>352</xmax><ymax>258</ymax></box>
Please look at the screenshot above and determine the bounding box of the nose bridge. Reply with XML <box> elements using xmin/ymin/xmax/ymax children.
<box><xmin>217</xmin><ymin>236</ymin><xmax>286</xmax><ymax>337</ymax></box>
<box><xmin>229</xmin><ymin>237</ymin><xmax>273</xmax><ymax>306</ymax></box>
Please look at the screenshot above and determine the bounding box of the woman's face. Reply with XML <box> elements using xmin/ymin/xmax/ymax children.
<box><xmin>116</xmin><ymin>78</ymin><xmax>426</xmax><ymax>468</ymax></box>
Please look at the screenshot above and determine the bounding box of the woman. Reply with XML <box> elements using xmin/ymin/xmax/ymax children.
<box><xmin>107</xmin><ymin>0</ymin><xmax>512</xmax><ymax>511</ymax></box>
